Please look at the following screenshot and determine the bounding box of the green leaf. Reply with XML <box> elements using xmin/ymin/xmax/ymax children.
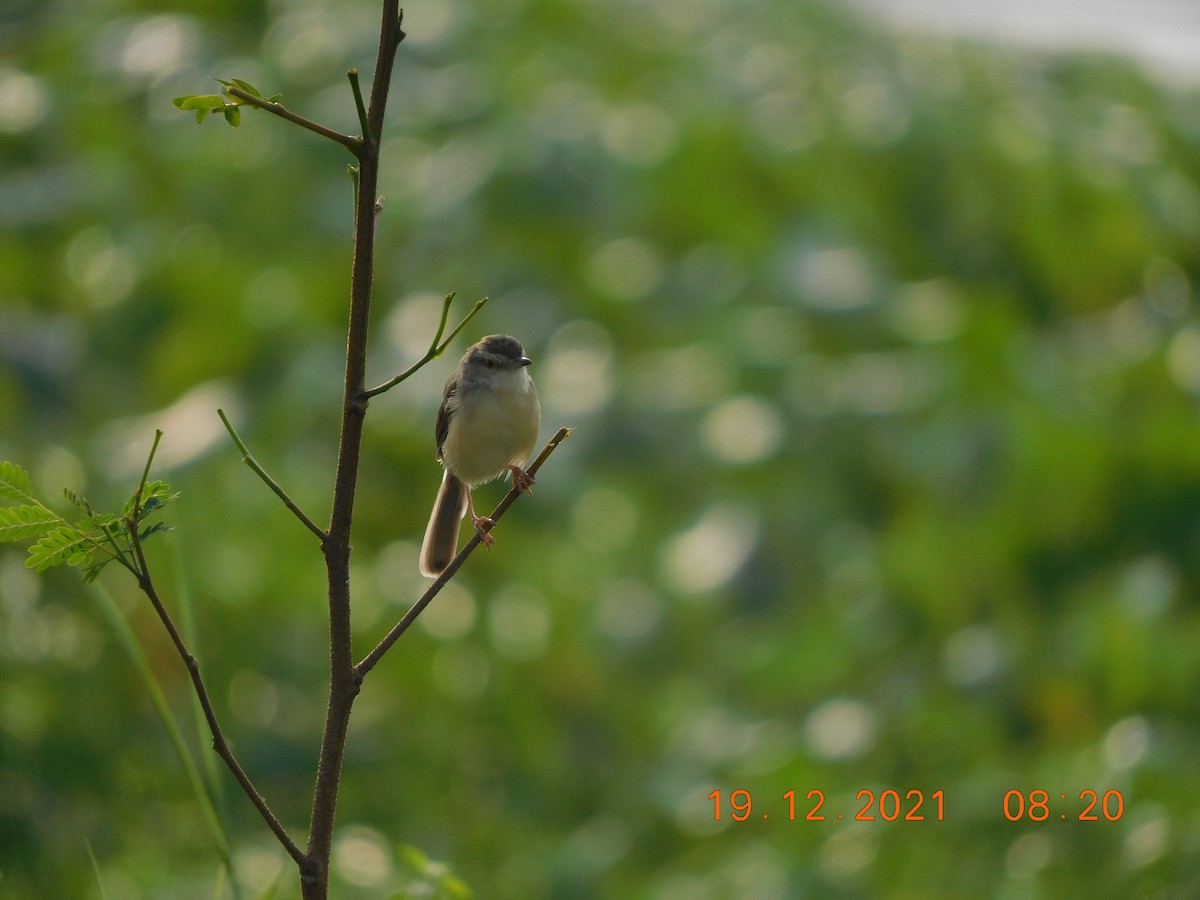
<box><xmin>122</xmin><ymin>481</ymin><xmax>179</xmax><ymax>519</ymax></box>
<box><xmin>229</xmin><ymin>78</ymin><xmax>262</xmax><ymax>98</ymax></box>
<box><xmin>394</xmin><ymin>844</ymin><xmax>472</xmax><ymax>897</ymax></box>
<box><xmin>398</xmin><ymin>845</ymin><xmax>432</xmax><ymax>873</ymax></box>
<box><xmin>85</xmin><ymin>839</ymin><xmax>110</xmax><ymax>900</ymax></box>
<box><xmin>222</xmin><ymin>104</ymin><xmax>241</xmax><ymax>127</ymax></box>
<box><xmin>215</xmin><ymin>78</ymin><xmax>281</xmax><ymax>107</ymax></box>
<box><xmin>440</xmin><ymin>875</ymin><xmax>473</xmax><ymax>899</ymax></box>
<box><xmin>0</xmin><ymin>505</ymin><xmax>59</xmax><ymax>542</ymax></box>
<box><xmin>0</xmin><ymin>461</ymin><xmax>34</xmax><ymax>503</ymax></box>
<box><xmin>64</xmin><ymin>487</ymin><xmax>95</xmax><ymax>515</ymax></box>
<box><xmin>144</xmin><ymin>480</ymin><xmax>178</xmax><ymax>502</ymax></box>
<box><xmin>88</xmin><ymin>512</ymin><xmax>119</xmax><ymax>532</ymax></box>
<box><xmin>173</xmin><ymin>94</ymin><xmax>230</xmax><ymax>124</ymax></box>
<box><xmin>174</xmin><ymin>94</ymin><xmax>227</xmax><ymax>111</ymax></box>
<box><xmin>26</xmin><ymin>525</ymin><xmax>96</xmax><ymax>573</ymax></box>
<box><xmin>139</xmin><ymin>521</ymin><xmax>174</xmax><ymax>542</ymax></box>
<box><xmin>82</xmin><ymin>559</ymin><xmax>115</xmax><ymax>584</ymax></box>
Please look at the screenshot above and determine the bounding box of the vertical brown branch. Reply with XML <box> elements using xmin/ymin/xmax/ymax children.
<box><xmin>302</xmin><ymin>3</ymin><xmax>405</xmax><ymax>896</ymax></box>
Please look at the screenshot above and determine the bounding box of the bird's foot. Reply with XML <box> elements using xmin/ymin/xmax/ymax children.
<box><xmin>509</xmin><ymin>465</ymin><xmax>535</xmax><ymax>495</ymax></box>
<box><xmin>472</xmin><ymin>515</ymin><xmax>496</xmax><ymax>547</ymax></box>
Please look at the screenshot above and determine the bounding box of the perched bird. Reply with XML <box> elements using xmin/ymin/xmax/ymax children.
<box><xmin>419</xmin><ymin>334</ymin><xmax>541</xmax><ymax>577</ymax></box>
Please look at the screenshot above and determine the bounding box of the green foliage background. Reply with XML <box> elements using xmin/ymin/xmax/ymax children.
<box><xmin>3</xmin><ymin>0</ymin><xmax>1200</xmax><ymax>896</ymax></box>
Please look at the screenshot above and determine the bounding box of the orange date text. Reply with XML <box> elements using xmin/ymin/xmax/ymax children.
<box><xmin>709</xmin><ymin>788</ymin><xmax>945</xmax><ymax>823</ymax></box>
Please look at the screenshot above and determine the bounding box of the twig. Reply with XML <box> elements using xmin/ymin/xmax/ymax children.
<box><xmin>129</xmin><ymin>544</ymin><xmax>307</xmax><ymax>868</ymax></box>
<box><xmin>361</xmin><ymin>293</ymin><xmax>491</xmax><ymax>399</ymax></box>
<box><xmin>348</xmin><ymin>69</ymin><xmax>370</xmax><ymax>144</ymax></box>
<box><xmin>125</xmin><ymin>436</ymin><xmax>305</xmax><ymax>868</ymax></box>
<box><xmin>132</xmin><ymin>429</ymin><xmax>164</xmax><ymax>516</ymax></box>
<box><xmin>224</xmin><ymin>87</ymin><xmax>362</xmax><ymax>156</ymax></box>
<box><xmin>218</xmin><ymin>409</ymin><xmax>327</xmax><ymax>543</ymax></box>
<box><xmin>355</xmin><ymin>427</ymin><xmax>573</xmax><ymax>679</ymax></box>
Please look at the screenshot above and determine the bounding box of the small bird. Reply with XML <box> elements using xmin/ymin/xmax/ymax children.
<box><xmin>419</xmin><ymin>334</ymin><xmax>541</xmax><ymax>577</ymax></box>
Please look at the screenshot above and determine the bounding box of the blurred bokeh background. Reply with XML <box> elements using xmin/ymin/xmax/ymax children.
<box><xmin>3</xmin><ymin>0</ymin><xmax>1200</xmax><ymax>896</ymax></box>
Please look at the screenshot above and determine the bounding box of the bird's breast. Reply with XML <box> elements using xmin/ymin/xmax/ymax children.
<box><xmin>441</xmin><ymin>374</ymin><xmax>540</xmax><ymax>485</ymax></box>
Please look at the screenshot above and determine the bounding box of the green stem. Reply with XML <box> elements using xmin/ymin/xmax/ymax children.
<box><xmin>348</xmin><ymin>69</ymin><xmax>370</xmax><ymax>144</ymax></box>
<box><xmin>360</xmin><ymin>294</ymin><xmax>491</xmax><ymax>398</ymax></box>
<box><xmin>131</xmin><ymin>429</ymin><xmax>164</xmax><ymax>520</ymax></box>
<box><xmin>217</xmin><ymin>409</ymin><xmax>327</xmax><ymax>542</ymax></box>
<box><xmin>224</xmin><ymin>87</ymin><xmax>362</xmax><ymax>156</ymax></box>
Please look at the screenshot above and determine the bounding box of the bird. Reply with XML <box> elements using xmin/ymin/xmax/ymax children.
<box><xmin>419</xmin><ymin>334</ymin><xmax>541</xmax><ymax>577</ymax></box>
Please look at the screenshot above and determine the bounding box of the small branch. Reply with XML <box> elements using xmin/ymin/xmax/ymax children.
<box><xmin>348</xmin><ymin>69</ymin><xmax>370</xmax><ymax>144</ymax></box>
<box><xmin>97</xmin><ymin>519</ymin><xmax>139</xmax><ymax>576</ymax></box>
<box><xmin>128</xmin><ymin>524</ymin><xmax>306</xmax><ymax>868</ymax></box>
<box><xmin>132</xmin><ymin>429</ymin><xmax>164</xmax><ymax>516</ymax></box>
<box><xmin>224</xmin><ymin>87</ymin><xmax>362</xmax><ymax>157</ymax></box>
<box><xmin>355</xmin><ymin>426</ymin><xmax>573</xmax><ymax>679</ymax></box>
<box><xmin>361</xmin><ymin>294</ymin><xmax>491</xmax><ymax>399</ymax></box>
<box><xmin>218</xmin><ymin>409</ymin><xmax>328</xmax><ymax>543</ymax></box>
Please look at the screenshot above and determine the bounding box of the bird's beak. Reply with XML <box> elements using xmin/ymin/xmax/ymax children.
<box><xmin>519</xmin><ymin>356</ymin><xmax>533</xmax><ymax>367</ymax></box>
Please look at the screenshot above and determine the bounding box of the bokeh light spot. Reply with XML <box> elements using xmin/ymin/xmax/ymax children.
<box><xmin>892</xmin><ymin>280</ymin><xmax>964</xmax><ymax>342</ymax></box>
<box><xmin>0</xmin><ymin>69</ymin><xmax>49</xmax><ymax>134</ymax></box>
<box><xmin>1166</xmin><ymin>325</ymin><xmax>1200</xmax><ymax>392</ymax></box>
<box><xmin>1124</xmin><ymin>814</ymin><xmax>1170</xmax><ymax>869</ymax></box>
<box><xmin>542</xmin><ymin>320</ymin><xmax>615</xmax><ymax>416</ymax></box>
<box><xmin>594</xmin><ymin>580</ymin><xmax>663</xmax><ymax>645</ymax></box>
<box><xmin>1103</xmin><ymin>715</ymin><xmax>1150</xmax><ymax>770</ymax></box>
<box><xmin>1006</xmin><ymin>833</ymin><xmax>1052</xmax><ymax>879</ymax></box>
<box><xmin>601</xmin><ymin>103</ymin><xmax>678</xmax><ymax>166</ymax></box>
<box><xmin>701</xmin><ymin>395</ymin><xmax>785</xmax><ymax>464</ymax></box>
<box><xmin>943</xmin><ymin>625</ymin><xmax>1005</xmax><ymax>686</ymax></box>
<box><xmin>64</xmin><ymin>226</ymin><xmax>138</xmax><ymax>310</ymax></box>
<box><xmin>586</xmin><ymin>237</ymin><xmax>664</xmax><ymax>302</ymax></box>
<box><xmin>432</xmin><ymin>644</ymin><xmax>491</xmax><ymax>700</ymax></box>
<box><xmin>418</xmin><ymin>581</ymin><xmax>476</xmax><ymax>640</ymax></box>
<box><xmin>661</xmin><ymin>505</ymin><xmax>759</xmax><ymax>595</ymax></box>
<box><xmin>333</xmin><ymin>826</ymin><xmax>393</xmax><ymax>888</ymax></box>
<box><xmin>572</xmin><ymin>486</ymin><xmax>638</xmax><ymax>552</ymax></box>
<box><xmin>488</xmin><ymin>585</ymin><xmax>552</xmax><ymax>661</ymax></box>
<box><xmin>804</xmin><ymin>698</ymin><xmax>876</xmax><ymax>760</ymax></box>
<box><xmin>789</xmin><ymin>245</ymin><xmax>876</xmax><ymax>311</ymax></box>
<box><xmin>120</xmin><ymin>16</ymin><xmax>195</xmax><ymax>78</ymax></box>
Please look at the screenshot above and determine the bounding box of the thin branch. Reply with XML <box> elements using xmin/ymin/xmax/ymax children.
<box><xmin>218</xmin><ymin>409</ymin><xmax>327</xmax><ymax>543</ymax></box>
<box><xmin>355</xmin><ymin>426</ymin><xmax>573</xmax><ymax>679</ymax></box>
<box><xmin>127</xmin><ymin>518</ymin><xmax>306</xmax><ymax>868</ymax></box>
<box><xmin>361</xmin><ymin>293</ymin><xmax>491</xmax><ymax>399</ymax></box>
<box><xmin>132</xmin><ymin>429</ymin><xmax>164</xmax><ymax>516</ymax></box>
<box><xmin>224</xmin><ymin>87</ymin><xmax>362</xmax><ymax>157</ymax></box>
<box><xmin>348</xmin><ymin>69</ymin><xmax>370</xmax><ymax>144</ymax></box>
<box><xmin>96</xmin><ymin>519</ymin><xmax>139</xmax><ymax>576</ymax></box>
<box><xmin>126</xmin><ymin>430</ymin><xmax>301</xmax><ymax>865</ymax></box>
